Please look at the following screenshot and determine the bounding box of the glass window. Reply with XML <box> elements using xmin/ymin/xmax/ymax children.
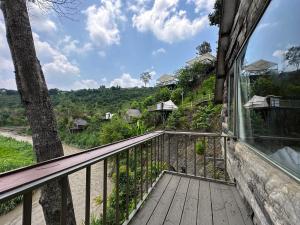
<box><xmin>227</xmin><ymin>72</ymin><xmax>235</xmax><ymax>133</ymax></box>
<box><xmin>237</xmin><ymin>0</ymin><xmax>300</xmax><ymax>178</ymax></box>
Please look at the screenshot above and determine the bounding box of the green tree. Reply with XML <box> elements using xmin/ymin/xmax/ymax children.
<box><xmin>154</xmin><ymin>87</ymin><xmax>171</xmax><ymax>102</ymax></box>
<box><xmin>140</xmin><ymin>71</ymin><xmax>152</xmax><ymax>87</ymax></box>
<box><xmin>208</xmin><ymin>0</ymin><xmax>222</xmax><ymax>26</ymax></box>
<box><xmin>285</xmin><ymin>46</ymin><xmax>300</xmax><ymax>70</ymax></box>
<box><xmin>196</xmin><ymin>41</ymin><xmax>212</xmax><ymax>55</ymax></box>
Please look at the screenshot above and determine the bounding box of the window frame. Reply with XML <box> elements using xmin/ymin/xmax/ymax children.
<box><xmin>232</xmin><ymin>0</ymin><xmax>300</xmax><ymax>182</ymax></box>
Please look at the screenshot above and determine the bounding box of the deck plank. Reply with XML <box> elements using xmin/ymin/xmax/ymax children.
<box><xmin>163</xmin><ymin>177</ymin><xmax>190</xmax><ymax>225</ymax></box>
<box><xmin>230</xmin><ymin>187</ymin><xmax>254</xmax><ymax>225</ymax></box>
<box><xmin>180</xmin><ymin>179</ymin><xmax>199</xmax><ymax>225</ymax></box>
<box><xmin>197</xmin><ymin>180</ymin><xmax>213</xmax><ymax>225</ymax></box>
<box><xmin>210</xmin><ymin>182</ymin><xmax>229</xmax><ymax>225</ymax></box>
<box><xmin>147</xmin><ymin>175</ymin><xmax>181</xmax><ymax>225</ymax></box>
<box><xmin>221</xmin><ymin>188</ymin><xmax>245</xmax><ymax>225</ymax></box>
<box><xmin>129</xmin><ymin>174</ymin><xmax>172</xmax><ymax>225</ymax></box>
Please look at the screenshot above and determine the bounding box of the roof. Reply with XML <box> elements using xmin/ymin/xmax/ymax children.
<box><xmin>157</xmin><ymin>74</ymin><xmax>178</xmax><ymax>86</ymax></box>
<box><xmin>186</xmin><ymin>53</ymin><xmax>216</xmax><ymax>66</ymax></box>
<box><xmin>244</xmin><ymin>59</ymin><xmax>277</xmax><ymax>72</ymax></box>
<box><xmin>126</xmin><ymin>109</ymin><xmax>142</xmax><ymax>117</ymax></box>
<box><xmin>243</xmin><ymin>95</ymin><xmax>269</xmax><ymax>109</ymax></box>
<box><xmin>74</xmin><ymin>118</ymin><xmax>88</xmax><ymax>126</ymax></box>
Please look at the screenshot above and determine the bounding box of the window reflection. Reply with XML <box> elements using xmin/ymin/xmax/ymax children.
<box><xmin>237</xmin><ymin>0</ymin><xmax>300</xmax><ymax>178</ymax></box>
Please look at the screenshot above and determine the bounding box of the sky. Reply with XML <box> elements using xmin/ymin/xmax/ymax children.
<box><xmin>0</xmin><ymin>0</ymin><xmax>218</xmax><ymax>90</ymax></box>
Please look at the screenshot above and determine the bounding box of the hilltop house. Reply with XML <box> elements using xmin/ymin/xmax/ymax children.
<box><xmin>215</xmin><ymin>1</ymin><xmax>300</xmax><ymax>225</ymax></box>
<box><xmin>70</xmin><ymin>118</ymin><xmax>88</xmax><ymax>133</ymax></box>
<box><xmin>124</xmin><ymin>109</ymin><xmax>141</xmax><ymax>122</ymax></box>
<box><xmin>186</xmin><ymin>52</ymin><xmax>216</xmax><ymax>67</ymax></box>
<box><xmin>156</xmin><ymin>74</ymin><xmax>178</xmax><ymax>88</ymax></box>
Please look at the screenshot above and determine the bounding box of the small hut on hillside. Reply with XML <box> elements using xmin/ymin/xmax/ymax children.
<box><xmin>70</xmin><ymin>118</ymin><xmax>88</xmax><ymax>133</ymax></box>
<box><xmin>124</xmin><ymin>109</ymin><xmax>141</xmax><ymax>123</ymax></box>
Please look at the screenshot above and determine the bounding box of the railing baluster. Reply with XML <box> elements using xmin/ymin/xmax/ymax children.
<box><xmin>150</xmin><ymin>138</ymin><xmax>153</xmax><ymax>185</ymax></box>
<box><xmin>213</xmin><ymin>137</ymin><xmax>216</xmax><ymax>179</ymax></box>
<box><xmin>60</xmin><ymin>177</ymin><xmax>67</xmax><ymax>225</ymax></box>
<box><xmin>116</xmin><ymin>154</ymin><xmax>120</xmax><ymax>225</ymax></box>
<box><xmin>168</xmin><ymin>134</ymin><xmax>171</xmax><ymax>169</ymax></box>
<box><xmin>140</xmin><ymin>144</ymin><xmax>143</xmax><ymax>200</ymax></box>
<box><xmin>194</xmin><ymin>138</ymin><xmax>197</xmax><ymax>176</ymax></box>
<box><xmin>146</xmin><ymin>142</ymin><xmax>149</xmax><ymax>192</ymax></box>
<box><xmin>134</xmin><ymin>147</ymin><xmax>137</xmax><ymax>208</ymax></box>
<box><xmin>203</xmin><ymin>137</ymin><xmax>207</xmax><ymax>177</ymax></box>
<box><xmin>126</xmin><ymin>149</ymin><xmax>130</xmax><ymax>220</ymax></box>
<box><xmin>161</xmin><ymin>134</ymin><xmax>164</xmax><ymax>170</ymax></box>
<box><xmin>85</xmin><ymin>166</ymin><xmax>91</xmax><ymax>225</ymax></box>
<box><xmin>185</xmin><ymin>135</ymin><xmax>188</xmax><ymax>174</ymax></box>
<box><xmin>157</xmin><ymin>136</ymin><xmax>160</xmax><ymax>172</ymax></box>
<box><xmin>176</xmin><ymin>138</ymin><xmax>179</xmax><ymax>172</ymax></box>
<box><xmin>103</xmin><ymin>159</ymin><xmax>107</xmax><ymax>225</ymax></box>
<box><xmin>22</xmin><ymin>191</ymin><xmax>32</xmax><ymax>225</ymax></box>
<box><xmin>224</xmin><ymin>136</ymin><xmax>228</xmax><ymax>181</ymax></box>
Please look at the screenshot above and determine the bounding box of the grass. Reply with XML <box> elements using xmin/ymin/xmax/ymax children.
<box><xmin>0</xmin><ymin>135</ymin><xmax>36</xmax><ymax>215</ymax></box>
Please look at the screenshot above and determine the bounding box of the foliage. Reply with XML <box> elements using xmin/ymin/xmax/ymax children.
<box><xmin>208</xmin><ymin>0</ymin><xmax>222</xmax><ymax>26</ymax></box>
<box><xmin>196</xmin><ymin>41</ymin><xmax>212</xmax><ymax>55</ymax></box>
<box><xmin>154</xmin><ymin>87</ymin><xmax>171</xmax><ymax>102</ymax></box>
<box><xmin>0</xmin><ymin>135</ymin><xmax>35</xmax><ymax>215</ymax></box>
<box><xmin>166</xmin><ymin>107</ymin><xmax>188</xmax><ymax>129</ymax></box>
<box><xmin>196</xmin><ymin>140</ymin><xmax>206</xmax><ymax>155</ymax></box>
<box><xmin>100</xmin><ymin>117</ymin><xmax>134</xmax><ymax>144</ymax></box>
<box><xmin>170</xmin><ymin>87</ymin><xmax>183</xmax><ymax>105</ymax></box>
<box><xmin>251</xmin><ymin>76</ymin><xmax>279</xmax><ymax>97</ymax></box>
<box><xmin>285</xmin><ymin>46</ymin><xmax>300</xmax><ymax>70</ymax></box>
<box><xmin>176</xmin><ymin>62</ymin><xmax>214</xmax><ymax>91</ymax></box>
<box><xmin>192</xmin><ymin>103</ymin><xmax>222</xmax><ymax>131</ymax></box>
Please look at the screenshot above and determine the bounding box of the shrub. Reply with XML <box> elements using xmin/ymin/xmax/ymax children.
<box><xmin>196</xmin><ymin>140</ymin><xmax>206</xmax><ymax>155</ymax></box>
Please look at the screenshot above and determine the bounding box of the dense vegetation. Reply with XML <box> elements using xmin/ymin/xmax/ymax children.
<box><xmin>0</xmin><ymin>135</ymin><xmax>35</xmax><ymax>215</ymax></box>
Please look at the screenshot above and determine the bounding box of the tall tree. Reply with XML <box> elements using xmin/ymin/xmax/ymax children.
<box><xmin>140</xmin><ymin>71</ymin><xmax>152</xmax><ymax>87</ymax></box>
<box><xmin>208</xmin><ymin>0</ymin><xmax>222</xmax><ymax>26</ymax></box>
<box><xmin>0</xmin><ymin>1</ymin><xmax>76</xmax><ymax>225</ymax></box>
<box><xmin>285</xmin><ymin>46</ymin><xmax>300</xmax><ymax>71</ymax></box>
<box><xmin>196</xmin><ymin>41</ymin><xmax>212</xmax><ymax>55</ymax></box>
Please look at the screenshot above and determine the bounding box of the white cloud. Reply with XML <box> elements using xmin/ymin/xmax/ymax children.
<box><xmin>71</xmin><ymin>79</ymin><xmax>99</xmax><ymax>90</ymax></box>
<box><xmin>110</xmin><ymin>73</ymin><xmax>144</xmax><ymax>88</ymax></box>
<box><xmin>83</xmin><ymin>0</ymin><xmax>126</xmax><ymax>46</ymax></box>
<box><xmin>152</xmin><ymin>48</ymin><xmax>166</xmax><ymax>56</ymax></box>
<box><xmin>272</xmin><ymin>49</ymin><xmax>287</xmax><ymax>59</ymax></box>
<box><xmin>187</xmin><ymin>0</ymin><xmax>215</xmax><ymax>13</ymax></box>
<box><xmin>59</xmin><ymin>36</ymin><xmax>93</xmax><ymax>55</ymax></box>
<box><xmin>132</xmin><ymin>0</ymin><xmax>208</xmax><ymax>43</ymax></box>
<box><xmin>28</xmin><ymin>2</ymin><xmax>57</xmax><ymax>33</ymax></box>
<box><xmin>0</xmin><ymin>78</ymin><xmax>17</xmax><ymax>90</ymax></box>
<box><xmin>257</xmin><ymin>22</ymin><xmax>278</xmax><ymax>30</ymax></box>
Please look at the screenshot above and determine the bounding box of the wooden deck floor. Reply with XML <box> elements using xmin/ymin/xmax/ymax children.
<box><xmin>129</xmin><ymin>173</ymin><xmax>253</xmax><ymax>225</ymax></box>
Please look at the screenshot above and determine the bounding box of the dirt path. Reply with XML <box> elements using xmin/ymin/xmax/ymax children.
<box><xmin>0</xmin><ymin>130</ymin><xmax>112</xmax><ymax>225</ymax></box>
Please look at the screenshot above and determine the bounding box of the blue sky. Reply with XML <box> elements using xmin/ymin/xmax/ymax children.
<box><xmin>0</xmin><ymin>0</ymin><xmax>218</xmax><ymax>90</ymax></box>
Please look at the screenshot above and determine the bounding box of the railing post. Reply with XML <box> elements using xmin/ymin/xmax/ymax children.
<box><xmin>60</xmin><ymin>177</ymin><xmax>68</xmax><ymax>225</ymax></box>
<box><xmin>213</xmin><ymin>137</ymin><xmax>216</xmax><ymax>179</ymax></box>
<box><xmin>146</xmin><ymin>142</ymin><xmax>149</xmax><ymax>192</ymax></box>
<box><xmin>157</xmin><ymin>136</ymin><xmax>160</xmax><ymax>172</ymax></box>
<box><xmin>103</xmin><ymin>159</ymin><xmax>107</xmax><ymax>225</ymax></box>
<box><xmin>116</xmin><ymin>154</ymin><xmax>120</xmax><ymax>225</ymax></box>
<box><xmin>126</xmin><ymin>149</ymin><xmax>130</xmax><ymax>220</ymax></box>
<box><xmin>176</xmin><ymin>137</ymin><xmax>179</xmax><ymax>172</ymax></box>
<box><xmin>224</xmin><ymin>136</ymin><xmax>228</xmax><ymax>181</ymax></box>
<box><xmin>140</xmin><ymin>144</ymin><xmax>143</xmax><ymax>200</ymax></box>
<box><xmin>203</xmin><ymin>137</ymin><xmax>207</xmax><ymax>177</ymax></box>
<box><xmin>185</xmin><ymin>135</ymin><xmax>188</xmax><ymax>174</ymax></box>
<box><xmin>150</xmin><ymin>138</ymin><xmax>153</xmax><ymax>185</ymax></box>
<box><xmin>22</xmin><ymin>191</ymin><xmax>32</xmax><ymax>225</ymax></box>
<box><xmin>85</xmin><ymin>166</ymin><xmax>91</xmax><ymax>225</ymax></box>
<box><xmin>168</xmin><ymin>134</ymin><xmax>171</xmax><ymax>169</ymax></box>
<box><xmin>194</xmin><ymin>138</ymin><xmax>197</xmax><ymax>176</ymax></box>
<box><xmin>134</xmin><ymin>147</ymin><xmax>137</xmax><ymax>208</ymax></box>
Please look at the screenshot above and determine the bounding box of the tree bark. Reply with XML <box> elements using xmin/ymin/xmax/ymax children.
<box><xmin>0</xmin><ymin>1</ymin><xmax>76</xmax><ymax>224</ymax></box>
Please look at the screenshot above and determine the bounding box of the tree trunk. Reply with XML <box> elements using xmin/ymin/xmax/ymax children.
<box><xmin>0</xmin><ymin>1</ymin><xmax>76</xmax><ymax>224</ymax></box>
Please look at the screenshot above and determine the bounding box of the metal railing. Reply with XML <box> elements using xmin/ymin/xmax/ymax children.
<box><xmin>0</xmin><ymin>131</ymin><xmax>229</xmax><ymax>225</ymax></box>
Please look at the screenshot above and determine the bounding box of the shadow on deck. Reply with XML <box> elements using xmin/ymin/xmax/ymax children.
<box><xmin>129</xmin><ymin>172</ymin><xmax>253</xmax><ymax>225</ymax></box>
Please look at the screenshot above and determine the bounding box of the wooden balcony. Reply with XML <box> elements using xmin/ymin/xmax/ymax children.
<box><xmin>0</xmin><ymin>131</ymin><xmax>253</xmax><ymax>225</ymax></box>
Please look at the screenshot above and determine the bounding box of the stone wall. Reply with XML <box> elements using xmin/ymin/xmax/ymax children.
<box><xmin>218</xmin><ymin>0</ymin><xmax>300</xmax><ymax>225</ymax></box>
